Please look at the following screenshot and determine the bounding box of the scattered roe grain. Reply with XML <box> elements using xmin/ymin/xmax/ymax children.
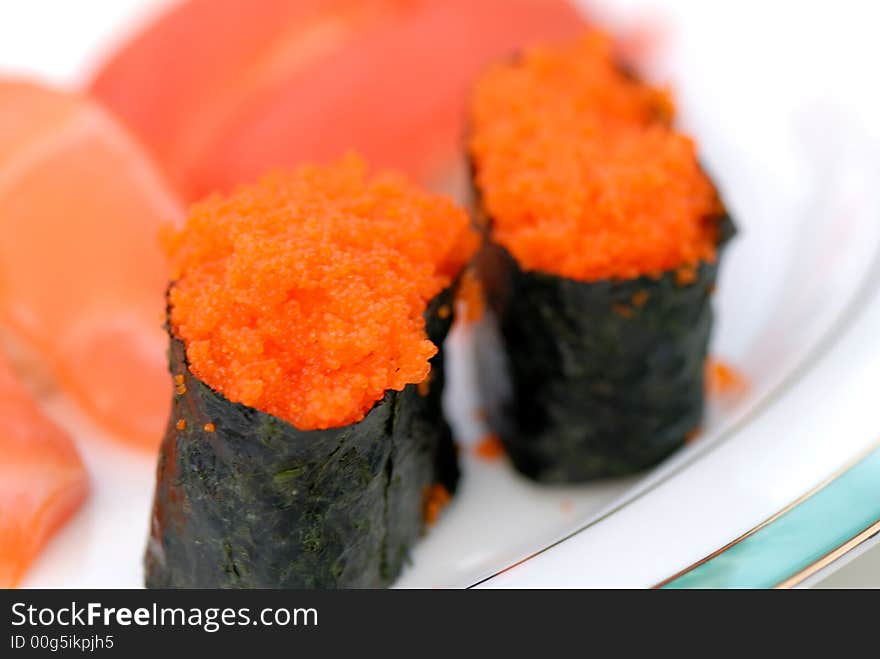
<box><xmin>705</xmin><ymin>358</ymin><xmax>748</xmax><ymax>398</ymax></box>
<box><xmin>165</xmin><ymin>154</ymin><xmax>477</xmax><ymax>430</ymax></box>
<box><xmin>469</xmin><ymin>31</ymin><xmax>722</xmax><ymax>282</ymax></box>
<box><xmin>423</xmin><ymin>484</ymin><xmax>452</xmax><ymax>526</ymax></box>
<box><xmin>473</xmin><ymin>433</ymin><xmax>506</xmax><ymax>461</ymax></box>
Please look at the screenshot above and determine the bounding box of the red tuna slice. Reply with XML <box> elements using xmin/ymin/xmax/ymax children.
<box><xmin>89</xmin><ymin>0</ymin><xmax>585</xmax><ymax>200</ymax></box>
<box><xmin>89</xmin><ymin>0</ymin><xmax>421</xmax><ymax>196</ymax></box>
<box><xmin>0</xmin><ymin>352</ymin><xmax>89</xmax><ymax>587</ymax></box>
<box><xmin>0</xmin><ymin>80</ymin><xmax>184</xmax><ymax>450</ymax></box>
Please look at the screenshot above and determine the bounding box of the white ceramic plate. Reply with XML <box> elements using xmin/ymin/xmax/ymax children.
<box><xmin>3</xmin><ymin>0</ymin><xmax>880</xmax><ymax>588</ymax></box>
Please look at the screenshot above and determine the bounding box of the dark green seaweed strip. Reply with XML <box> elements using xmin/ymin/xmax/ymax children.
<box><xmin>145</xmin><ymin>290</ymin><xmax>456</xmax><ymax>588</ymax></box>
<box><xmin>475</xmin><ymin>217</ymin><xmax>735</xmax><ymax>483</ymax></box>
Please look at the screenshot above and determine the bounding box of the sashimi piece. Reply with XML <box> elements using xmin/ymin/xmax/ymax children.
<box><xmin>89</xmin><ymin>0</ymin><xmax>585</xmax><ymax>200</ymax></box>
<box><xmin>192</xmin><ymin>0</ymin><xmax>587</xmax><ymax>198</ymax></box>
<box><xmin>0</xmin><ymin>80</ymin><xmax>184</xmax><ymax>449</ymax></box>
<box><xmin>0</xmin><ymin>352</ymin><xmax>88</xmax><ymax>588</ymax></box>
<box><xmin>90</xmin><ymin>0</ymin><xmax>417</xmax><ymax>195</ymax></box>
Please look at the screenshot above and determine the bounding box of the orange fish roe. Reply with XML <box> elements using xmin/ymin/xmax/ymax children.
<box><xmin>455</xmin><ymin>268</ymin><xmax>485</xmax><ymax>322</ymax></box>
<box><xmin>176</xmin><ymin>418</ymin><xmax>186</xmax><ymax>431</ymax></box>
<box><xmin>469</xmin><ymin>31</ymin><xmax>722</xmax><ymax>282</ymax></box>
<box><xmin>632</xmin><ymin>290</ymin><xmax>649</xmax><ymax>307</ymax></box>
<box><xmin>705</xmin><ymin>358</ymin><xmax>749</xmax><ymax>398</ymax></box>
<box><xmin>473</xmin><ymin>433</ymin><xmax>506</xmax><ymax>461</ymax></box>
<box><xmin>423</xmin><ymin>483</ymin><xmax>452</xmax><ymax>526</ymax></box>
<box><xmin>675</xmin><ymin>264</ymin><xmax>698</xmax><ymax>286</ymax></box>
<box><xmin>165</xmin><ymin>154</ymin><xmax>477</xmax><ymax>431</ymax></box>
<box><xmin>203</xmin><ymin>423</ymin><xmax>215</xmax><ymax>433</ymax></box>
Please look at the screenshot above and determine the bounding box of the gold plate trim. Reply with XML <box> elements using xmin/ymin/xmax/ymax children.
<box><xmin>654</xmin><ymin>439</ymin><xmax>880</xmax><ymax>589</ymax></box>
<box><xmin>774</xmin><ymin>519</ymin><xmax>880</xmax><ymax>589</ymax></box>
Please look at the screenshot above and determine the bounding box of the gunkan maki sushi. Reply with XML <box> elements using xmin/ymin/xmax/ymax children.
<box><xmin>468</xmin><ymin>32</ymin><xmax>735</xmax><ymax>483</ymax></box>
<box><xmin>146</xmin><ymin>155</ymin><xmax>477</xmax><ymax>588</ymax></box>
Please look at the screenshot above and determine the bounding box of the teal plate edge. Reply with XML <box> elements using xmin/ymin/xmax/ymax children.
<box><xmin>657</xmin><ymin>442</ymin><xmax>880</xmax><ymax>588</ymax></box>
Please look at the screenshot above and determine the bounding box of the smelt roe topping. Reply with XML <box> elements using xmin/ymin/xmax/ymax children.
<box><xmin>469</xmin><ymin>31</ymin><xmax>722</xmax><ymax>282</ymax></box>
<box><xmin>165</xmin><ymin>154</ymin><xmax>477</xmax><ymax>431</ymax></box>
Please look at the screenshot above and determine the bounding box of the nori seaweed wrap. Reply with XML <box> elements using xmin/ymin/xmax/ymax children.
<box><xmin>145</xmin><ymin>156</ymin><xmax>476</xmax><ymax>587</ymax></box>
<box><xmin>468</xmin><ymin>32</ymin><xmax>735</xmax><ymax>482</ymax></box>
<box><xmin>146</xmin><ymin>292</ymin><xmax>456</xmax><ymax>588</ymax></box>
<box><xmin>474</xmin><ymin>220</ymin><xmax>734</xmax><ymax>482</ymax></box>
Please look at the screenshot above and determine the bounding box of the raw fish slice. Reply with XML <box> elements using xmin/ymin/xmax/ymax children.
<box><xmin>0</xmin><ymin>80</ymin><xmax>183</xmax><ymax>449</ymax></box>
<box><xmin>0</xmin><ymin>353</ymin><xmax>88</xmax><ymax>588</ymax></box>
<box><xmin>192</xmin><ymin>0</ymin><xmax>586</xmax><ymax>198</ymax></box>
<box><xmin>89</xmin><ymin>0</ymin><xmax>585</xmax><ymax>200</ymax></box>
<box><xmin>90</xmin><ymin>0</ymin><xmax>412</xmax><ymax>195</ymax></box>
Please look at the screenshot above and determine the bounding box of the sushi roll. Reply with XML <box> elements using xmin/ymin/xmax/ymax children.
<box><xmin>468</xmin><ymin>32</ymin><xmax>735</xmax><ymax>483</ymax></box>
<box><xmin>146</xmin><ymin>155</ymin><xmax>477</xmax><ymax>588</ymax></box>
